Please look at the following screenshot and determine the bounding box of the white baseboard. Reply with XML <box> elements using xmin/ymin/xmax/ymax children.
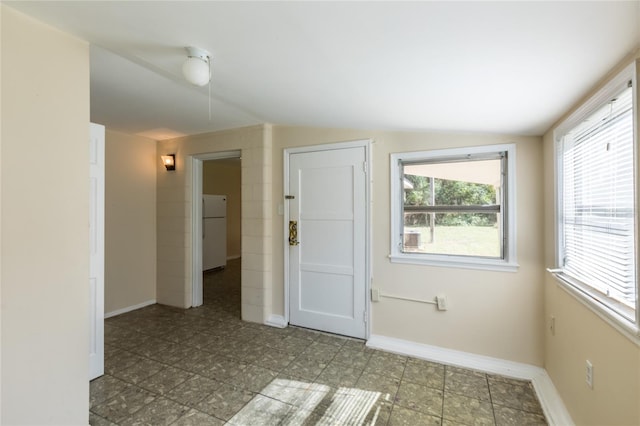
<box><xmin>366</xmin><ymin>334</ymin><xmax>573</xmax><ymax>426</ymax></box>
<box><xmin>264</xmin><ymin>314</ymin><xmax>287</xmax><ymax>328</ymax></box>
<box><xmin>530</xmin><ymin>368</ymin><xmax>575</xmax><ymax>426</ymax></box>
<box><xmin>104</xmin><ymin>299</ymin><xmax>156</xmax><ymax>319</ymax></box>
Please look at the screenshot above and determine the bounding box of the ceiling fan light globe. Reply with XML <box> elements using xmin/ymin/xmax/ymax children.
<box><xmin>182</xmin><ymin>57</ymin><xmax>209</xmax><ymax>86</ymax></box>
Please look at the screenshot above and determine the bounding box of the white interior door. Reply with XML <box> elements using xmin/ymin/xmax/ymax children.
<box><xmin>288</xmin><ymin>145</ymin><xmax>367</xmax><ymax>339</ymax></box>
<box><xmin>89</xmin><ymin>123</ymin><xmax>105</xmax><ymax>380</ymax></box>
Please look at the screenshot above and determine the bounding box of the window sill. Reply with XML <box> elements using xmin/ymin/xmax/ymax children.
<box><xmin>547</xmin><ymin>270</ymin><xmax>640</xmax><ymax>347</ymax></box>
<box><xmin>389</xmin><ymin>253</ymin><xmax>519</xmax><ymax>272</ymax></box>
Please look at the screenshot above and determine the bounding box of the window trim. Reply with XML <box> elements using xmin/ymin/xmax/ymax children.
<box><xmin>390</xmin><ymin>143</ymin><xmax>518</xmax><ymax>272</ymax></box>
<box><xmin>552</xmin><ymin>60</ymin><xmax>640</xmax><ymax>338</ymax></box>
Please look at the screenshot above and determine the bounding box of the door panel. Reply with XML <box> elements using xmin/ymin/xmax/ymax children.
<box><xmin>289</xmin><ymin>146</ymin><xmax>366</xmax><ymax>339</ymax></box>
<box><xmin>302</xmin><ymin>220</ymin><xmax>353</xmax><ymax>266</ymax></box>
<box><xmin>300</xmin><ymin>271</ymin><xmax>354</xmax><ymax>317</ymax></box>
<box><xmin>299</xmin><ymin>165</ymin><xmax>355</xmax><ymax>213</ymax></box>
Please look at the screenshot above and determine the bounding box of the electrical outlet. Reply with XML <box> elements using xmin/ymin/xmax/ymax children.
<box><xmin>586</xmin><ymin>360</ymin><xmax>594</xmax><ymax>389</ymax></box>
<box><xmin>550</xmin><ymin>316</ymin><xmax>555</xmax><ymax>336</ymax></box>
<box><xmin>436</xmin><ymin>295</ymin><xmax>447</xmax><ymax>311</ymax></box>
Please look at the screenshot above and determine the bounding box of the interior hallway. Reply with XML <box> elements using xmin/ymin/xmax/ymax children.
<box><xmin>90</xmin><ymin>258</ymin><xmax>547</xmax><ymax>425</ymax></box>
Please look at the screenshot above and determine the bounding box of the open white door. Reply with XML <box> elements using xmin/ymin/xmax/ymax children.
<box><xmin>89</xmin><ymin>123</ymin><xmax>105</xmax><ymax>380</ymax></box>
<box><xmin>287</xmin><ymin>143</ymin><xmax>368</xmax><ymax>339</ymax></box>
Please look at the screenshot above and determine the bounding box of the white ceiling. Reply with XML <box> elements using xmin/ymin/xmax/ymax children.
<box><xmin>6</xmin><ymin>1</ymin><xmax>640</xmax><ymax>139</ymax></box>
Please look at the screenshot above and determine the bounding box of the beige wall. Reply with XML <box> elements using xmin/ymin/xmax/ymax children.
<box><xmin>542</xmin><ymin>52</ymin><xmax>640</xmax><ymax>426</ymax></box>
<box><xmin>105</xmin><ymin>130</ymin><xmax>157</xmax><ymax>314</ymax></box>
<box><xmin>203</xmin><ymin>159</ymin><xmax>242</xmax><ymax>259</ymax></box>
<box><xmin>156</xmin><ymin>125</ymin><xmax>272</xmax><ymax>323</ymax></box>
<box><xmin>271</xmin><ymin>127</ymin><xmax>545</xmax><ymax>365</ymax></box>
<box><xmin>1</xmin><ymin>5</ymin><xmax>90</xmax><ymax>424</ymax></box>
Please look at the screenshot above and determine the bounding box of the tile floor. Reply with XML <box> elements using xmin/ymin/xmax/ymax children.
<box><xmin>90</xmin><ymin>259</ymin><xmax>548</xmax><ymax>425</ymax></box>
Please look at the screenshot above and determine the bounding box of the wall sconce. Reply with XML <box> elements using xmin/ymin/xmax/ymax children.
<box><xmin>161</xmin><ymin>154</ymin><xmax>176</xmax><ymax>171</ymax></box>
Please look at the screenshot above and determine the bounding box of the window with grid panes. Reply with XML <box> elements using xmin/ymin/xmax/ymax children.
<box><xmin>390</xmin><ymin>144</ymin><xmax>517</xmax><ymax>271</ymax></box>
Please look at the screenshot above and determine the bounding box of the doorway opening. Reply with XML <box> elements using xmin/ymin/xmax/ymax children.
<box><xmin>191</xmin><ymin>151</ymin><xmax>241</xmax><ymax>309</ymax></box>
<box><xmin>202</xmin><ymin>158</ymin><xmax>241</xmax><ymax>317</ymax></box>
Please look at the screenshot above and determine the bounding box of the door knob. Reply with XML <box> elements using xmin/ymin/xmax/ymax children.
<box><xmin>289</xmin><ymin>221</ymin><xmax>299</xmax><ymax>246</ymax></box>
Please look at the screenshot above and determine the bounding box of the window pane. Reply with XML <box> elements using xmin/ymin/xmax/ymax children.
<box><xmin>401</xmin><ymin>158</ymin><xmax>503</xmax><ymax>258</ymax></box>
<box><xmin>403</xmin><ymin>213</ymin><xmax>500</xmax><ymax>257</ymax></box>
<box><xmin>404</xmin><ymin>159</ymin><xmax>501</xmax><ymax>207</ymax></box>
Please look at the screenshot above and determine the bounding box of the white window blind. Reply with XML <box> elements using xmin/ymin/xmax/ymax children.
<box><xmin>560</xmin><ymin>82</ymin><xmax>636</xmax><ymax>319</ymax></box>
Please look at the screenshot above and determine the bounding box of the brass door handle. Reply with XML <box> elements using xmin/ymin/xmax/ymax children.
<box><xmin>289</xmin><ymin>221</ymin><xmax>299</xmax><ymax>246</ymax></box>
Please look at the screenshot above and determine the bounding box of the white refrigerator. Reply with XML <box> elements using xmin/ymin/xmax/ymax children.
<box><xmin>203</xmin><ymin>194</ymin><xmax>227</xmax><ymax>270</ymax></box>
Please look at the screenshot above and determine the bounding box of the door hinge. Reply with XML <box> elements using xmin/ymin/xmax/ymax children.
<box><xmin>363</xmin><ymin>310</ymin><xmax>368</xmax><ymax>323</ymax></box>
<box><xmin>362</xmin><ymin>161</ymin><xmax>367</xmax><ymax>173</ymax></box>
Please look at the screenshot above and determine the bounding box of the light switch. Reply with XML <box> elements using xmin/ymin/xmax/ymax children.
<box><xmin>371</xmin><ymin>288</ymin><xmax>380</xmax><ymax>302</ymax></box>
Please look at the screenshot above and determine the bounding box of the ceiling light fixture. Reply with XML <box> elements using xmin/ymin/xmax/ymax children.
<box><xmin>182</xmin><ymin>46</ymin><xmax>211</xmax><ymax>86</ymax></box>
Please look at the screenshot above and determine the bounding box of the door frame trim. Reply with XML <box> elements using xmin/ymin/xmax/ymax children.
<box><xmin>190</xmin><ymin>150</ymin><xmax>241</xmax><ymax>307</ymax></box>
<box><xmin>283</xmin><ymin>139</ymin><xmax>372</xmax><ymax>339</ymax></box>
<box><xmin>89</xmin><ymin>122</ymin><xmax>105</xmax><ymax>380</ymax></box>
